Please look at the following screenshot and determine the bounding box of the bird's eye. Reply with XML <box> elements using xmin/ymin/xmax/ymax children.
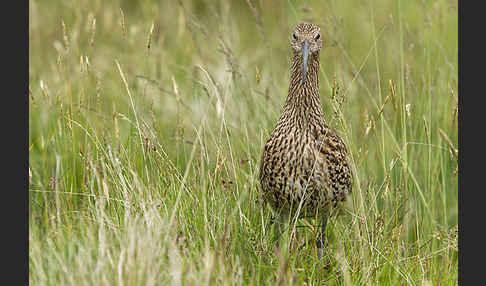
<box><xmin>315</xmin><ymin>34</ymin><xmax>321</xmax><ymax>40</ymax></box>
<box><xmin>292</xmin><ymin>33</ymin><xmax>298</xmax><ymax>40</ymax></box>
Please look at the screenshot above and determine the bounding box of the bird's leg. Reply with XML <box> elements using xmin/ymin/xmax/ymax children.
<box><xmin>273</xmin><ymin>211</ymin><xmax>289</xmax><ymax>243</ymax></box>
<box><xmin>316</xmin><ymin>215</ymin><xmax>328</xmax><ymax>260</ymax></box>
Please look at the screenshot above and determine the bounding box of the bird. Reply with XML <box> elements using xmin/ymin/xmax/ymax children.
<box><xmin>259</xmin><ymin>23</ymin><xmax>353</xmax><ymax>259</ymax></box>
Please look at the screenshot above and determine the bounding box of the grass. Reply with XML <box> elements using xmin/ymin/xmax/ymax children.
<box><xmin>29</xmin><ymin>0</ymin><xmax>458</xmax><ymax>285</ymax></box>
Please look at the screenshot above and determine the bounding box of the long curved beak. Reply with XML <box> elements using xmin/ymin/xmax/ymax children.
<box><xmin>301</xmin><ymin>40</ymin><xmax>310</xmax><ymax>84</ymax></box>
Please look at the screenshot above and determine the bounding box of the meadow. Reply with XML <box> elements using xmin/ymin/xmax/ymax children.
<box><xmin>29</xmin><ymin>0</ymin><xmax>458</xmax><ymax>284</ymax></box>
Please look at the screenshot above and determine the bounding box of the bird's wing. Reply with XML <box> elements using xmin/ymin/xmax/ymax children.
<box><xmin>314</xmin><ymin>128</ymin><xmax>353</xmax><ymax>201</ymax></box>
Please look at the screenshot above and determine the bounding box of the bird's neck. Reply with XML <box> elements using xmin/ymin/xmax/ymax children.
<box><xmin>281</xmin><ymin>52</ymin><xmax>325</xmax><ymax>126</ymax></box>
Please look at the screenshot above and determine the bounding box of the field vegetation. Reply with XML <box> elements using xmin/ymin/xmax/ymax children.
<box><xmin>29</xmin><ymin>0</ymin><xmax>458</xmax><ymax>284</ymax></box>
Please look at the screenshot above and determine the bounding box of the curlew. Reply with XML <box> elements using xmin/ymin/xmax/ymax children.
<box><xmin>259</xmin><ymin>23</ymin><xmax>353</xmax><ymax>259</ymax></box>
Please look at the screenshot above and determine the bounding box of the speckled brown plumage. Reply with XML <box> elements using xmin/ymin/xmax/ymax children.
<box><xmin>259</xmin><ymin>23</ymin><xmax>353</xmax><ymax>258</ymax></box>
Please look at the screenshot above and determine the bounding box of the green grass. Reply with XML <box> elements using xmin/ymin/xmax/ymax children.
<box><xmin>29</xmin><ymin>0</ymin><xmax>458</xmax><ymax>284</ymax></box>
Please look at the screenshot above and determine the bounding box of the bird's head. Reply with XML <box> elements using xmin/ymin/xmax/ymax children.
<box><xmin>290</xmin><ymin>23</ymin><xmax>322</xmax><ymax>84</ymax></box>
